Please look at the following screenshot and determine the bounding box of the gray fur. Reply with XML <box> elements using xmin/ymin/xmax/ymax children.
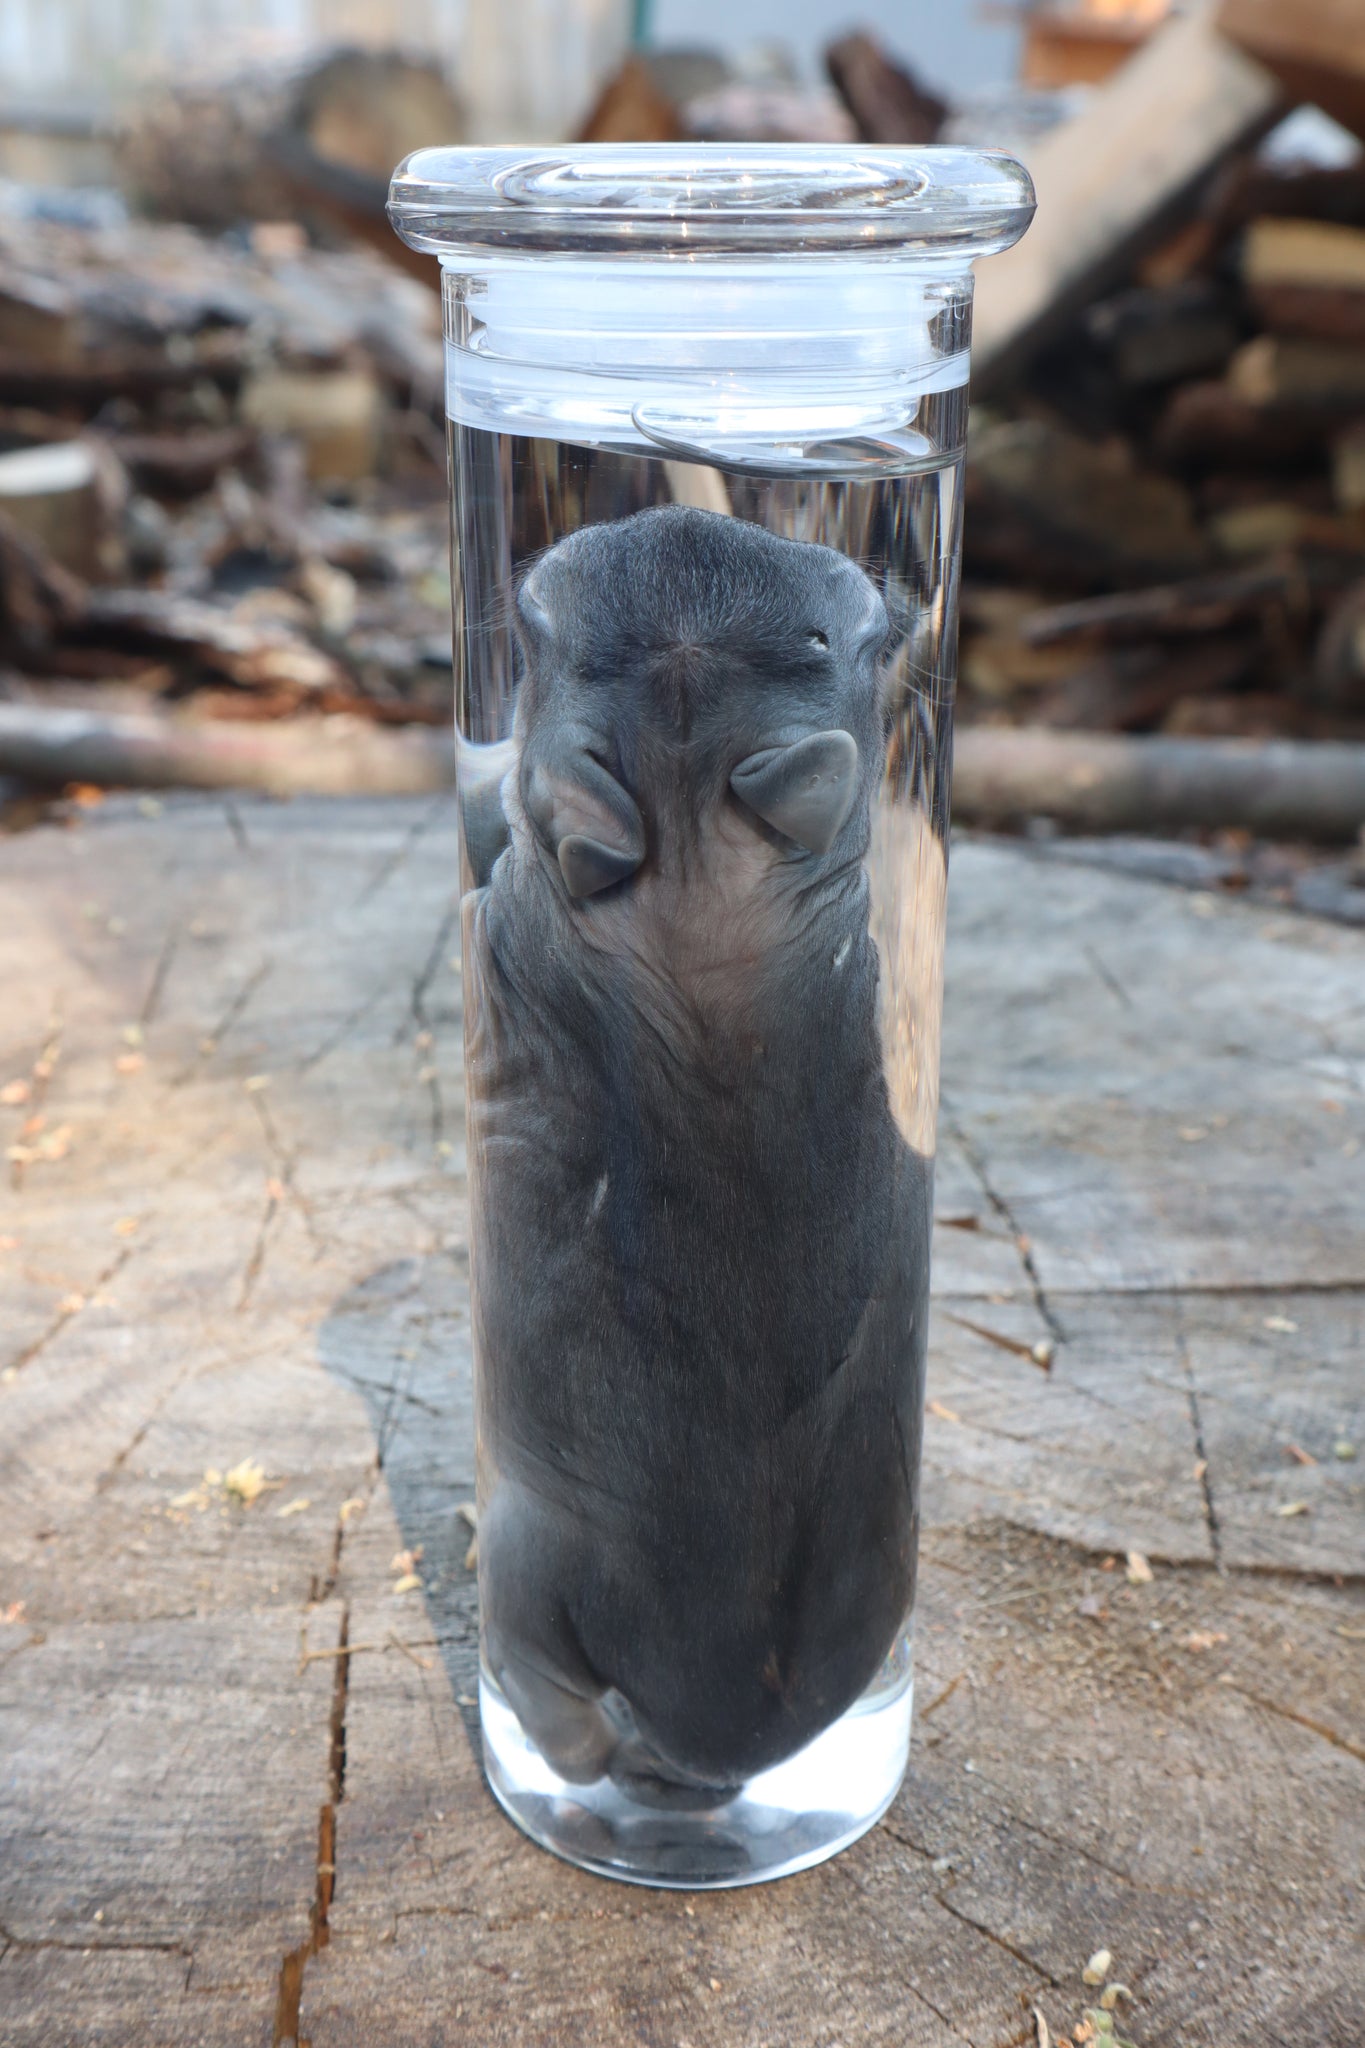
<box><xmin>463</xmin><ymin>505</ymin><xmax>931</xmax><ymax>1796</ymax></box>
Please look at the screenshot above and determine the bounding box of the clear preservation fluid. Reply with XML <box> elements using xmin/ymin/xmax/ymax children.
<box><xmin>453</xmin><ymin>428</ymin><xmax>959</xmax><ymax>1887</ymax></box>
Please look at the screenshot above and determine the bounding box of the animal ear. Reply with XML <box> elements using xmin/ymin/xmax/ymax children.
<box><xmin>523</xmin><ymin>742</ymin><xmax>645</xmax><ymax>899</ymax></box>
<box><xmin>730</xmin><ymin>730</ymin><xmax>859</xmax><ymax>854</ymax></box>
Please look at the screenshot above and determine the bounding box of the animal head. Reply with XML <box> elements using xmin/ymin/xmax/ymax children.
<box><xmin>511</xmin><ymin>506</ymin><xmax>890</xmax><ymax>900</ymax></box>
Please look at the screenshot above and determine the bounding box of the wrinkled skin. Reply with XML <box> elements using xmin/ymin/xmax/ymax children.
<box><xmin>464</xmin><ymin>505</ymin><xmax>931</xmax><ymax>1798</ymax></box>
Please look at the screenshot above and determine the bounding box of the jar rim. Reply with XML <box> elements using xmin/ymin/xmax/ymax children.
<box><xmin>388</xmin><ymin>144</ymin><xmax>1035</xmax><ymax>260</ymax></box>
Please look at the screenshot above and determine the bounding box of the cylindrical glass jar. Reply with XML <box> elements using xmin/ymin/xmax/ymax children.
<box><xmin>390</xmin><ymin>146</ymin><xmax>1033</xmax><ymax>1889</ymax></box>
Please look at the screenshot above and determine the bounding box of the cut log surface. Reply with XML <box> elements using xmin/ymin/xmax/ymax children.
<box><xmin>0</xmin><ymin>796</ymin><xmax>1361</xmax><ymax>2048</ymax></box>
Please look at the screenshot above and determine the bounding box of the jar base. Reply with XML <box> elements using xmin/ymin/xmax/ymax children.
<box><xmin>479</xmin><ymin>1648</ymin><xmax>913</xmax><ymax>1890</ymax></box>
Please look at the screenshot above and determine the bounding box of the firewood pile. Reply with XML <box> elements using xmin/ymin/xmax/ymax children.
<box><xmin>0</xmin><ymin>50</ymin><xmax>457</xmax><ymax>797</ymax></box>
<box><xmin>958</xmin><ymin>148</ymin><xmax>1365</xmax><ymax>746</ymax></box>
<box><xmin>0</xmin><ymin>9</ymin><xmax>1363</xmax><ymax>858</ymax></box>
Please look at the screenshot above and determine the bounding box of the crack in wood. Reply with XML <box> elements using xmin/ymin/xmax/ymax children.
<box><xmin>941</xmin><ymin>1109</ymin><xmax>1067</xmax><ymax>1348</ymax></box>
<box><xmin>931</xmin><ymin>1891</ymin><xmax>1059</xmax><ymax>1990</ymax></box>
<box><xmin>236</xmin><ymin>1188</ymin><xmax>279</xmax><ymax>1312</ymax></box>
<box><xmin>222</xmin><ymin>800</ymin><xmax>251</xmax><ymax>854</ymax></box>
<box><xmin>1178</xmin><ymin>1329</ymin><xmax>1224</xmax><ymax>1574</ymax></box>
<box><xmin>355</xmin><ymin>794</ymin><xmax>449</xmax><ymax>907</ymax></box>
<box><xmin>173</xmin><ymin>960</ymin><xmax>273</xmax><ymax>1086</ymax></box>
<box><xmin>297</xmin><ymin>985</ymin><xmax>388</xmax><ymax>1076</ymax></box>
<box><xmin>139</xmin><ymin>922</ymin><xmax>182</xmax><ymax>1029</ymax></box>
<box><xmin>0</xmin><ymin>1918</ymin><xmax>193</xmax><ymax>1962</ymax></box>
<box><xmin>830</xmin><ymin>1861</ymin><xmax>984</xmax><ymax>2046</ymax></box>
<box><xmin>1081</xmin><ymin>941</ymin><xmax>1133</xmax><ymax>1011</ymax></box>
<box><xmin>3</xmin><ymin>1247</ymin><xmax>132</xmax><ymax>1379</ymax></box>
<box><xmin>1223</xmin><ymin>1680</ymin><xmax>1365</xmax><ymax>1765</ymax></box>
<box><xmin>95</xmin><ymin>1363</ymin><xmax>192</xmax><ymax>1494</ymax></box>
<box><xmin>274</xmin><ymin>1602</ymin><xmax>351</xmax><ymax>2048</ymax></box>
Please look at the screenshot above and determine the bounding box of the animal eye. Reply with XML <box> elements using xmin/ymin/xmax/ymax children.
<box><xmin>807</xmin><ymin>630</ymin><xmax>829</xmax><ymax>650</ymax></box>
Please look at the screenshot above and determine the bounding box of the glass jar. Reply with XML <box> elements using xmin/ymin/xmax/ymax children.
<box><xmin>389</xmin><ymin>144</ymin><xmax>1034</xmax><ymax>1889</ymax></box>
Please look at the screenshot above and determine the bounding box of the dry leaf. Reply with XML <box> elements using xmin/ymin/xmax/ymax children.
<box><xmin>1274</xmin><ymin>1500</ymin><xmax>1310</xmax><ymax>1518</ymax></box>
<box><xmin>391</xmin><ymin>1546</ymin><xmax>424</xmax><ymax>1576</ymax></box>
<box><xmin>277</xmin><ymin>1498</ymin><xmax>311</xmax><ymax>1518</ymax></box>
<box><xmin>224</xmin><ymin>1457</ymin><xmax>268</xmax><ymax>1505</ymax></box>
<box><xmin>1125</xmin><ymin>1552</ymin><xmax>1154</xmax><ymax>1586</ymax></box>
<box><xmin>1032</xmin><ymin>2008</ymin><xmax>1052</xmax><ymax>2048</ymax></box>
<box><xmin>203</xmin><ymin>1467</ymin><xmax>223</xmax><ymax>1486</ymax></box>
<box><xmin>393</xmin><ymin>1573</ymin><xmax>422</xmax><ymax>1595</ymax></box>
<box><xmin>338</xmin><ymin>1496</ymin><xmax>366</xmax><ymax>1523</ymax></box>
<box><xmin>455</xmin><ymin>1502</ymin><xmax>478</xmax><ymax>1530</ymax></box>
<box><xmin>169</xmin><ymin>1486</ymin><xmax>206</xmax><ymax>1509</ymax></box>
<box><xmin>0</xmin><ymin>1079</ymin><xmax>31</xmax><ymax>1106</ymax></box>
<box><xmin>57</xmin><ymin>1292</ymin><xmax>85</xmax><ymax>1316</ymax></box>
<box><xmin>1184</xmin><ymin>1630</ymin><xmax>1228</xmax><ymax>1652</ymax></box>
<box><xmin>1</xmin><ymin>1599</ymin><xmax>27</xmax><ymax>1625</ymax></box>
<box><xmin>1098</xmin><ymin>1986</ymin><xmax>1132</xmax><ymax>2012</ymax></box>
<box><xmin>464</xmin><ymin>1535</ymin><xmax>478</xmax><ymax>1570</ymax></box>
<box><xmin>1082</xmin><ymin>1949</ymin><xmax>1113</xmax><ymax>1986</ymax></box>
<box><xmin>927</xmin><ymin>1399</ymin><xmax>961</xmax><ymax>1423</ymax></box>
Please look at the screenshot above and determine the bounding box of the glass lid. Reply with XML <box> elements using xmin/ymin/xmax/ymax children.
<box><xmin>388</xmin><ymin>144</ymin><xmax>1035</xmax><ymax>260</ymax></box>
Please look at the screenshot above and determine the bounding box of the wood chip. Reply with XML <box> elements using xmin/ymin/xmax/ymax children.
<box><xmin>276</xmin><ymin>1497</ymin><xmax>310</xmax><ymax>1518</ymax></box>
<box><xmin>1125</xmin><ymin>1551</ymin><xmax>1154</xmax><ymax>1585</ymax></box>
<box><xmin>1184</xmin><ymin>1630</ymin><xmax>1228</xmax><ymax>1652</ymax></box>
<box><xmin>223</xmin><ymin>1457</ymin><xmax>268</xmax><ymax>1505</ymax></box>
<box><xmin>927</xmin><ymin>1399</ymin><xmax>961</xmax><ymax>1423</ymax></box>
<box><xmin>1274</xmin><ymin>1500</ymin><xmax>1310</xmax><ymax>1517</ymax></box>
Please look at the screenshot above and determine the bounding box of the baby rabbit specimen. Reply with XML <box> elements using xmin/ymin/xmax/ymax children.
<box><xmin>463</xmin><ymin>506</ymin><xmax>931</xmax><ymax>1800</ymax></box>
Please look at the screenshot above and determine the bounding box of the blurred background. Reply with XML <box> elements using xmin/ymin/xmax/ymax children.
<box><xmin>0</xmin><ymin>0</ymin><xmax>1364</xmax><ymax>911</ymax></box>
